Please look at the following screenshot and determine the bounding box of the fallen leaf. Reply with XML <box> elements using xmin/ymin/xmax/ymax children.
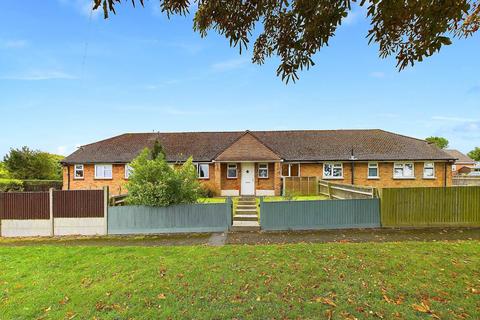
<box><xmin>157</xmin><ymin>293</ymin><xmax>166</xmax><ymax>300</ymax></box>
<box><xmin>315</xmin><ymin>297</ymin><xmax>337</xmax><ymax>307</ymax></box>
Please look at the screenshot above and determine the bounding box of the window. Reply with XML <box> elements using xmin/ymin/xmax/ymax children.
<box><xmin>281</xmin><ymin>163</ymin><xmax>300</xmax><ymax>177</ymax></box>
<box><xmin>74</xmin><ymin>164</ymin><xmax>84</xmax><ymax>179</ymax></box>
<box><xmin>196</xmin><ymin>163</ymin><xmax>209</xmax><ymax>179</ymax></box>
<box><xmin>227</xmin><ymin>164</ymin><xmax>237</xmax><ymax>179</ymax></box>
<box><xmin>95</xmin><ymin>164</ymin><xmax>113</xmax><ymax>179</ymax></box>
<box><xmin>393</xmin><ymin>162</ymin><xmax>414</xmax><ymax>179</ymax></box>
<box><xmin>423</xmin><ymin>162</ymin><xmax>435</xmax><ymax>179</ymax></box>
<box><xmin>258</xmin><ymin>163</ymin><xmax>269</xmax><ymax>178</ymax></box>
<box><xmin>452</xmin><ymin>164</ymin><xmax>457</xmax><ymax>172</ymax></box>
<box><xmin>323</xmin><ymin>163</ymin><xmax>343</xmax><ymax>178</ymax></box>
<box><xmin>125</xmin><ymin>164</ymin><xmax>133</xmax><ymax>179</ymax></box>
<box><xmin>368</xmin><ymin>162</ymin><xmax>379</xmax><ymax>179</ymax></box>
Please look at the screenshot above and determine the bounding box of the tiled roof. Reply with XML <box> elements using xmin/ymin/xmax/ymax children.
<box><xmin>444</xmin><ymin>149</ymin><xmax>476</xmax><ymax>164</ymax></box>
<box><xmin>62</xmin><ymin>129</ymin><xmax>455</xmax><ymax>164</ymax></box>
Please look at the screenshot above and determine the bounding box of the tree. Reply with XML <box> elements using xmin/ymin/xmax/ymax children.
<box><xmin>3</xmin><ymin>147</ymin><xmax>63</xmax><ymax>180</ymax></box>
<box><xmin>151</xmin><ymin>139</ymin><xmax>166</xmax><ymax>160</ymax></box>
<box><xmin>425</xmin><ymin>136</ymin><xmax>449</xmax><ymax>149</ymax></box>
<box><xmin>93</xmin><ymin>0</ymin><xmax>480</xmax><ymax>82</ymax></box>
<box><xmin>0</xmin><ymin>162</ymin><xmax>10</xmax><ymax>179</ymax></box>
<box><xmin>126</xmin><ymin>148</ymin><xmax>201</xmax><ymax>207</ymax></box>
<box><xmin>468</xmin><ymin>147</ymin><xmax>480</xmax><ymax>161</ymax></box>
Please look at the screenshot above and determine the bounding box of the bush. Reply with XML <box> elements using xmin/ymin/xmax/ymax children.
<box><xmin>199</xmin><ymin>183</ymin><xmax>218</xmax><ymax>198</ymax></box>
<box><xmin>0</xmin><ymin>178</ymin><xmax>24</xmax><ymax>192</ymax></box>
<box><xmin>125</xmin><ymin>149</ymin><xmax>201</xmax><ymax>207</ymax></box>
<box><xmin>23</xmin><ymin>180</ymin><xmax>63</xmax><ymax>192</ymax></box>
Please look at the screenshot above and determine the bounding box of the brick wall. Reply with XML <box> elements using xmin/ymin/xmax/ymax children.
<box><xmin>255</xmin><ymin>163</ymin><xmax>275</xmax><ymax>190</ymax></box>
<box><xmin>296</xmin><ymin>161</ymin><xmax>452</xmax><ymax>188</ymax></box>
<box><xmin>63</xmin><ymin>164</ymin><xmax>128</xmax><ymax>196</ymax></box>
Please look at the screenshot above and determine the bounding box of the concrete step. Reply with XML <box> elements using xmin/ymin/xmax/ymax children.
<box><xmin>238</xmin><ymin>201</ymin><xmax>256</xmax><ymax>206</ymax></box>
<box><xmin>237</xmin><ymin>204</ymin><xmax>257</xmax><ymax>209</ymax></box>
<box><xmin>235</xmin><ymin>209</ymin><xmax>258</xmax><ymax>215</ymax></box>
<box><xmin>233</xmin><ymin>214</ymin><xmax>258</xmax><ymax>221</ymax></box>
<box><xmin>231</xmin><ymin>220</ymin><xmax>260</xmax><ymax>232</ymax></box>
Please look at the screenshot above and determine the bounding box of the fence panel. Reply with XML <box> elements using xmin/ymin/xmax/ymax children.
<box><xmin>0</xmin><ymin>192</ymin><xmax>50</xmax><ymax>220</ymax></box>
<box><xmin>283</xmin><ymin>177</ymin><xmax>318</xmax><ymax>196</ymax></box>
<box><xmin>319</xmin><ymin>180</ymin><xmax>375</xmax><ymax>199</ymax></box>
<box><xmin>108</xmin><ymin>201</ymin><xmax>232</xmax><ymax>234</ymax></box>
<box><xmin>53</xmin><ymin>190</ymin><xmax>104</xmax><ymax>218</ymax></box>
<box><xmin>380</xmin><ymin>186</ymin><xmax>480</xmax><ymax>227</ymax></box>
<box><xmin>260</xmin><ymin>198</ymin><xmax>380</xmax><ymax>231</ymax></box>
<box><xmin>453</xmin><ymin>177</ymin><xmax>480</xmax><ymax>186</ymax></box>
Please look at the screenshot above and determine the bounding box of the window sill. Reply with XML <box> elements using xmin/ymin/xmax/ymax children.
<box><xmin>367</xmin><ymin>177</ymin><xmax>380</xmax><ymax>180</ymax></box>
<box><xmin>94</xmin><ymin>178</ymin><xmax>113</xmax><ymax>180</ymax></box>
<box><xmin>73</xmin><ymin>178</ymin><xmax>84</xmax><ymax>180</ymax></box>
<box><xmin>226</xmin><ymin>177</ymin><xmax>238</xmax><ymax>180</ymax></box>
<box><xmin>393</xmin><ymin>177</ymin><xmax>416</xmax><ymax>180</ymax></box>
<box><xmin>323</xmin><ymin>177</ymin><xmax>344</xmax><ymax>180</ymax></box>
<box><xmin>198</xmin><ymin>177</ymin><xmax>210</xmax><ymax>180</ymax></box>
<box><xmin>258</xmin><ymin>177</ymin><xmax>269</xmax><ymax>179</ymax></box>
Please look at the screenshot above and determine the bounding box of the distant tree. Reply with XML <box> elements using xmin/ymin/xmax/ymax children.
<box><xmin>0</xmin><ymin>162</ymin><xmax>10</xmax><ymax>179</ymax></box>
<box><xmin>93</xmin><ymin>0</ymin><xmax>480</xmax><ymax>82</ymax></box>
<box><xmin>468</xmin><ymin>147</ymin><xmax>480</xmax><ymax>161</ymax></box>
<box><xmin>426</xmin><ymin>136</ymin><xmax>449</xmax><ymax>149</ymax></box>
<box><xmin>126</xmin><ymin>148</ymin><xmax>200</xmax><ymax>207</ymax></box>
<box><xmin>3</xmin><ymin>147</ymin><xmax>63</xmax><ymax>180</ymax></box>
<box><xmin>151</xmin><ymin>139</ymin><xmax>166</xmax><ymax>160</ymax></box>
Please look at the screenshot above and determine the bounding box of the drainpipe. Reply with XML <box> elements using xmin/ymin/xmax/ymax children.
<box><xmin>350</xmin><ymin>148</ymin><xmax>357</xmax><ymax>185</ymax></box>
<box><xmin>67</xmin><ymin>165</ymin><xmax>70</xmax><ymax>190</ymax></box>
<box><xmin>444</xmin><ymin>162</ymin><xmax>448</xmax><ymax>187</ymax></box>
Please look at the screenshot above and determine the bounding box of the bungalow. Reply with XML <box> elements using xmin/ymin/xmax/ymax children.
<box><xmin>444</xmin><ymin>149</ymin><xmax>476</xmax><ymax>175</ymax></box>
<box><xmin>61</xmin><ymin>130</ymin><xmax>456</xmax><ymax>196</ymax></box>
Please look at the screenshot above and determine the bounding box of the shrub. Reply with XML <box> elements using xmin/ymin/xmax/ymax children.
<box><xmin>22</xmin><ymin>180</ymin><xmax>63</xmax><ymax>192</ymax></box>
<box><xmin>0</xmin><ymin>179</ymin><xmax>24</xmax><ymax>192</ymax></box>
<box><xmin>125</xmin><ymin>149</ymin><xmax>201</xmax><ymax>207</ymax></box>
<box><xmin>199</xmin><ymin>182</ymin><xmax>219</xmax><ymax>198</ymax></box>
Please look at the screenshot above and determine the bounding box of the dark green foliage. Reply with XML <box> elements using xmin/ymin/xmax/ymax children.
<box><xmin>0</xmin><ymin>162</ymin><xmax>9</xmax><ymax>179</ymax></box>
<box><xmin>3</xmin><ymin>147</ymin><xmax>63</xmax><ymax>180</ymax></box>
<box><xmin>22</xmin><ymin>180</ymin><xmax>63</xmax><ymax>192</ymax></box>
<box><xmin>126</xmin><ymin>149</ymin><xmax>201</xmax><ymax>207</ymax></box>
<box><xmin>425</xmin><ymin>136</ymin><xmax>449</xmax><ymax>149</ymax></box>
<box><xmin>150</xmin><ymin>139</ymin><xmax>166</xmax><ymax>160</ymax></box>
<box><xmin>92</xmin><ymin>0</ymin><xmax>480</xmax><ymax>82</ymax></box>
<box><xmin>0</xmin><ymin>178</ymin><xmax>24</xmax><ymax>192</ymax></box>
<box><xmin>467</xmin><ymin>147</ymin><xmax>480</xmax><ymax>161</ymax></box>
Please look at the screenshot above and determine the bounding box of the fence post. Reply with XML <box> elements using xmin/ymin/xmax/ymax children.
<box><xmin>327</xmin><ymin>182</ymin><xmax>332</xmax><ymax>199</ymax></box>
<box><xmin>49</xmin><ymin>188</ymin><xmax>54</xmax><ymax>236</ymax></box>
<box><xmin>226</xmin><ymin>197</ymin><xmax>232</xmax><ymax>229</ymax></box>
<box><xmin>103</xmin><ymin>186</ymin><xmax>109</xmax><ymax>236</ymax></box>
<box><xmin>259</xmin><ymin>197</ymin><xmax>264</xmax><ymax>227</ymax></box>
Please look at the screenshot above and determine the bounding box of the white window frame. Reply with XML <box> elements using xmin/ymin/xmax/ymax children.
<box><xmin>125</xmin><ymin>164</ymin><xmax>133</xmax><ymax>179</ymax></box>
<box><xmin>94</xmin><ymin>164</ymin><xmax>113</xmax><ymax>180</ymax></box>
<box><xmin>73</xmin><ymin>164</ymin><xmax>84</xmax><ymax>180</ymax></box>
<box><xmin>423</xmin><ymin>162</ymin><xmax>435</xmax><ymax>179</ymax></box>
<box><xmin>227</xmin><ymin>163</ymin><xmax>237</xmax><ymax>179</ymax></box>
<box><xmin>393</xmin><ymin>162</ymin><xmax>415</xmax><ymax>179</ymax></box>
<box><xmin>281</xmin><ymin>163</ymin><xmax>301</xmax><ymax>177</ymax></box>
<box><xmin>452</xmin><ymin>164</ymin><xmax>457</xmax><ymax>172</ymax></box>
<box><xmin>196</xmin><ymin>163</ymin><xmax>210</xmax><ymax>179</ymax></box>
<box><xmin>258</xmin><ymin>163</ymin><xmax>269</xmax><ymax>179</ymax></box>
<box><xmin>323</xmin><ymin>162</ymin><xmax>343</xmax><ymax>179</ymax></box>
<box><xmin>367</xmin><ymin>162</ymin><xmax>379</xmax><ymax>179</ymax></box>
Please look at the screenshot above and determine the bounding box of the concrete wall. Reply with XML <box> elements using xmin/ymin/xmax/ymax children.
<box><xmin>54</xmin><ymin>218</ymin><xmax>106</xmax><ymax>236</ymax></box>
<box><xmin>1</xmin><ymin>219</ymin><xmax>51</xmax><ymax>237</ymax></box>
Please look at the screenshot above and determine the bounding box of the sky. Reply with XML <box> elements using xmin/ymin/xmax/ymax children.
<box><xmin>0</xmin><ymin>1</ymin><xmax>479</xmax><ymax>158</ymax></box>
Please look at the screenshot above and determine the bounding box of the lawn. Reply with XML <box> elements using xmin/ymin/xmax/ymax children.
<box><xmin>264</xmin><ymin>195</ymin><xmax>328</xmax><ymax>201</ymax></box>
<box><xmin>1</xmin><ymin>241</ymin><xmax>479</xmax><ymax>319</ymax></box>
<box><xmin>196</xmin><ymin>197</ymin><xmax>226</xmax><ymax>203</ymax></box>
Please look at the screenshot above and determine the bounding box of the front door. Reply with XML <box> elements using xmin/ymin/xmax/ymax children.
<box><xmin>241</xmin><ymin>163</ymin><xmax>255</xmax><ymax>195</ymax></box>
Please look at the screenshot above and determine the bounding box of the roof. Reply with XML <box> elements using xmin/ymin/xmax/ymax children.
<box><xmin>62</xmin><ymin>129</ymin><xmax>456</xmax><ymax>164</ymax></box>
<box><xmin>444</xmin><ymin>149</ymin><xmax>476</xmax><ymax>164</ymax></box>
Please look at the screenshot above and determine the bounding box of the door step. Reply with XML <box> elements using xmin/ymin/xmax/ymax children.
<box><xmin>231</xmin><ymin>220</ymin><xmax>260</xmax><ymax>232</ymax></box>
<box><xmin>234</xmin><ymin>214</ymin><xmax>258</xmax><ymax>221</ymax></box>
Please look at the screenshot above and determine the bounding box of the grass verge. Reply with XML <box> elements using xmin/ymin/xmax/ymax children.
<box><xmin>0</xmin><ymin>241</ymin><xmax>478</xmax><ymax>319</ymax></box>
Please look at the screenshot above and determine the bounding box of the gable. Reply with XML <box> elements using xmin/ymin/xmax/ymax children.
<box><xmin>215</xmin><ymin>132</ymin><xmax>281</xmax><ymax>162</ymax></box>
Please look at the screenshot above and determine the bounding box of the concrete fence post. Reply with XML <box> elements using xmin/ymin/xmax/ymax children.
<box><xmin>49</xmin><ymin>188</ymin><xmax>54</xmax><ymax>236</ymax></box>
<box><xmin>103</xmin><ymin>186</ymin><xmax>109</xmax><ymax>236</ymax></box>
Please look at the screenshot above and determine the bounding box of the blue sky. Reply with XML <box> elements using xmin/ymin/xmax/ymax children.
<box><xmin>1</xmin><ymin>0</ymin><xmax>479</xmax><ymax>158</ymax></box>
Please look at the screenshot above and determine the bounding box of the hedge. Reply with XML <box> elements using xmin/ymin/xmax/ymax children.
<box><xmin>0</xmin><ymin>179</ymin><xmax>24</xmax><ymax>192</ymax></box>
<box><xmin>0</xmin><ymin>180</ymin><xmax>62</xmax><ymax>192</ymax></box>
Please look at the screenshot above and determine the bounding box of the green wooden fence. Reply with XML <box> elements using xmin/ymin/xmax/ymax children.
<box><xmin>380</xmin><ymin>186</ymin><xmax>480</xmax><ymax>227</ymax></box>
<box><xmin>108</xmin><ymin>199</ymin><xmax>232</xmax><ymax>234</ymax></box>
<box><xmin>260</xmin><ymin>198</ymin><xmax>380</xmax><ymax>231</ymax></box>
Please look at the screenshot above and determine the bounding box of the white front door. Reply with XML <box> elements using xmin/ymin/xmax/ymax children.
<box><xmin>241</xmin><ymin>163</ymin><xmax>255</xmax><ymax>196</ymax></box>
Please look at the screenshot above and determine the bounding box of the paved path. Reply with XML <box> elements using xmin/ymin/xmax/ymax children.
<box><xmin>0</xmin><ymin>227</ymin><xmax>478</xmax><ymax>247</ymax></box>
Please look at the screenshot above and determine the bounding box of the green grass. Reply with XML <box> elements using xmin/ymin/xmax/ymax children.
<box><xmin>264</xmin><ymin>195</ymin><xmax>328</xmax><ymax>202</ymax></box>
<box><xmin>1</xmin><ymin>241</ymin><xmax>479</xmax><ymax>319</ymax></box>
<box><xmin>196</xmin><ymin>197</ymin><xmax>226</xmax><ymax>203</ymax></box>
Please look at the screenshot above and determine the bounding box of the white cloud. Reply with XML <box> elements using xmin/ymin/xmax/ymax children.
<box><xmin>432</xmin><ymin>116</ymin><xmax>479</xmax><ymax>123</ymax></box>
<box><xmin>211</xmin><ymin>58</ymin><xmax>249</xmax><ymax>72</ymax></box>
<box><xmin>2</xmin><ymin>40</ymin><xmax>29</xmax><ymax>49</ymax></box>
<box><xmin>370</xmin><ymin>71</ymin><xmax>385</xmax><ymax>78</ymax></box>
<box><xmin>1</xmin><ymin>70</ymin><xmax>78</xmax><ymax>81</ymax></box>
